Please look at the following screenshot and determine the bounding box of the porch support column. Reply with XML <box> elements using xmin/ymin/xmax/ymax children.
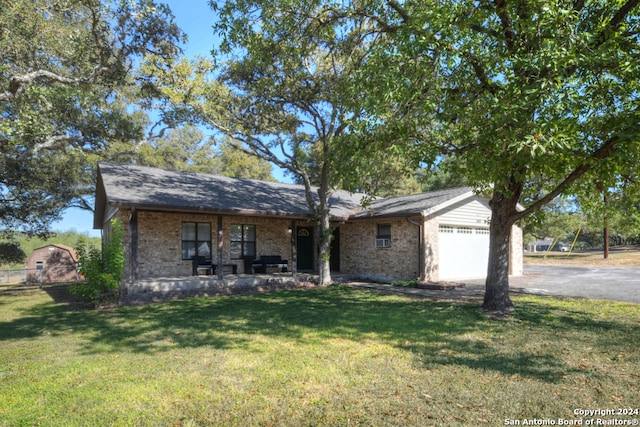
<box><xmin>290</xmin><ymin>220</ymin><xmax>297</xmax><ymax>279</ymax></box>
<box><xmin>129</xmin><ymin>207</ymin><xmax>138</xmax><ymax>286</ymax></box>
<box><xmin>217</xmin><ymin>216</ymin><xmax>224</xmax><ymax>280</ymax></box>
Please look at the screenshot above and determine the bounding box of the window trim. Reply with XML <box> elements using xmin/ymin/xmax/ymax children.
<box><xmin>181</xmin><ymin>222</ymin><xmax>212</xmax><ymax>261</ymax></box>
<box><xmin>230</xmin><ymin>224</ymin><xmax>257</xmax><ymax>260</ymax></box>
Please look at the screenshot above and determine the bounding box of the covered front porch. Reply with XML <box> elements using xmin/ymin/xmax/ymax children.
<box><xmin>120</xmin><ymin>272</ymin><xmax>351</xmax><ymax>305</ymax></box>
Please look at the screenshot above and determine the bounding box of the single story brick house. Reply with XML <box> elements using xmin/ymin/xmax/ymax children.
<box><xmin>94</xmin><ymin>163</ymin><xmax>522</xmax><ymax>292</ymax></box>
<box><xmin>26</xmin><ymin>244</ymin><xmax>79</xmax><ymax>284</ymax></box>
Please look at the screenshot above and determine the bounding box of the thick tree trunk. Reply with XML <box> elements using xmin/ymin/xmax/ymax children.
<box><xmin>317</xmin><ymin>193</ymin><xmax>333</xmax><ymax>286</ymax></box>
<box><xmin>317</xmin><ymin>228</ymin><xmax>332</xmax><ymax>285</ymax></box>
<box><xmin>482</xmin><ymin>191</ymin><xmax>518</xmax><ymax>314</ymax></box>
<box><xmin>316</xmin><ymin>152</ymin><xmax>333</xmax><ymax>286</ymax></box>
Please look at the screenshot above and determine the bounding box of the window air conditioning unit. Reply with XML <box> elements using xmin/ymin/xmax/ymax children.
<box><xmin>375</xmin><ymin>238</ymin><xmax>391</xmax><ymax>248</ymax></box>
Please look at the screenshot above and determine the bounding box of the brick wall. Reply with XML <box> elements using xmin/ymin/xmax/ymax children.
<box><xmin>340</xmin><ymin>217</ymin><xmax>422</xmax><ymax>282</ymax></box>
<box><xmin>105</xmin><ymin>208</ymin><xmax>524</xmax><ymax>285</ymax></box>
<box><xmin>423</xmin><ymin>216</ymin><xmax>440</xmax><ymax>282</ymax></box>
<box><xmin>111</xmin><ymin>210</ymin><xmax>296</xmax><ymax>280</ymax></box>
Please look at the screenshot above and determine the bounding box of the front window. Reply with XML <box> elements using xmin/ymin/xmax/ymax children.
<box><xmin>182</xmin><ymin>222</ymin><xmax>211</xmax><ymax>260</ymax></box>
<box><xmin>230</xmin><ymin>224</ymin><xmax>256</xmax><ymax>259</ymax></box>
<box><xmin>377</xmin><ymin>224</ymin><xmax>391</xmax><ymax>239</ymax></box>
<box><xmin>376</xmin><ymin>224</ymin><xmax>392</xmax><ymax>248</ymax></box>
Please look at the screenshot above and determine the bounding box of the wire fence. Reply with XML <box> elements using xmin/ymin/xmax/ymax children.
<box><xmin>0</xmin><ymin>268</ymin><xmax>28</xmax><ymax>285</ymax></box>
<box><xmin>0</xmin><ymin>267</ymin><xmax>80</xmax><ymax>287</ymax></box>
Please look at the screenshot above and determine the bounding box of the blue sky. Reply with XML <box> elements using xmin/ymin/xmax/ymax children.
<box><xmin>163</xmin><ymin>0</ymin><xmax>220</xmax><ymax>57</ymax></box>
<box><xmin>52</xmin><ymin>1</ymin><xmax>229</xmax><ymax>237</ymax></box>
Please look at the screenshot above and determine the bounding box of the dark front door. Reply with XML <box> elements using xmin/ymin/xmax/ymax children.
<box><xmin>330</xmin><ymin>227</ymin><xmax>340</xmax><ymax>272</ymax></box>
<box><xmin>296</xmin><ymin>227</ymin><xmax>314</xmax><ymax>271</ymax></box>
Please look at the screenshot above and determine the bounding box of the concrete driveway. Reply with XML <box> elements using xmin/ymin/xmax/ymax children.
<box><xmin>485</xmin><ymin>265</ymin><xmax>640</xmax><ymax>304</ymax></box>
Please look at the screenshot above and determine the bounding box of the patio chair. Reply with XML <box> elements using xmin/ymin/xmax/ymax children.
<box><xmin>191</xmin><ymin>256</ymin><xmax>212</xmax><ymax>276</ymax></box>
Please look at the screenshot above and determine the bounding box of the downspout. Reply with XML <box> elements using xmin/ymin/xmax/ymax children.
<box><xmin>406</xmin><ymin>215</ymin><xmax>424</xmax><ymax>281</ymax></box>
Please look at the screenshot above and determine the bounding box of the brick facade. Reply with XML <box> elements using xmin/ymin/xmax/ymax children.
<box><xmin>340</xmin><ymin>217</ymin><xmax>422</xmax><ymax>282</ymax></box>
<box><xmin>423</xmin><ymin>216</ymin><xmax>440</xmax><ymax>282</ymax></box>
<box><xmin>96</xmin><ymin>165</ymin><xmax>524</xmax><ymax>289</ymax></box>
<box><xmin>113</xmin><ymin>209</ymin><xmax>298</xmax><ymax>281</ymax></box>
<box><xmin>107</xmin><ymin>206</ymin><xmax>523</xmax><ymax>286</ymax></box>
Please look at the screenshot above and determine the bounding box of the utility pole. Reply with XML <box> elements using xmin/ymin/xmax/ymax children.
<box><xmin>597</xmin><ymin>182</ymin><xmax>609</xmax><ymax>259</ymax></box>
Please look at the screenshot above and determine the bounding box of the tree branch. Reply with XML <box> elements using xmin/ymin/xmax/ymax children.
<box><xmin>69</xmin><ymin>197</ymin><xmax>95</xmax><ymax>213</ymax></box>
<box><xmin>598</xmin><ymin>0</ymin><xmax>640</xmax><ymax>44</ymax></box>
<box><xmin>514</xmin><ymin>135</ymin><xmax>623</xmax><ymax>221</ymax></box>
<box><xmin>385</xmin><ymin>0</ymin><xmax>411</xmax><ymax>23</ymax></box>
<box><xmin>0</xmin><ymin>67</ymin><xmax>109</xmax><ymax>102</ymax></box>
<box><xmin>609</xmin><ymin>0</ymin><xmax>640</xmax><ymax>30</ymax></box>
<box><xmin>493</xmin><ymin>0</ymin><xmax>516</xmax><ymax>52</ymax></box>
<box><xmin>31</xmin><ymin>134</ymin><xmax>75</xmax><ymax>154</ymax></box>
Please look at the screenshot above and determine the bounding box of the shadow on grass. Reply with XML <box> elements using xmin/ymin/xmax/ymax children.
<box><xmin>1</xmin><ymin>285</ymin><xmax>638</xmax><ymax>383</ymax></box>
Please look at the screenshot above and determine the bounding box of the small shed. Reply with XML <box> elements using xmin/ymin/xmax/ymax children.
<box><xmin>26</xmin><ymin>244</ymin><xmax>79</xmax><ymax>284</ymax></box>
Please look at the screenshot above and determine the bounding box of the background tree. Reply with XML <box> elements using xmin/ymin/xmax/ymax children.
<box><xmin>289</xmin><ymin>141</ymin><xmax>422</xmax><ymax>196</ymax></box>
<box><xmin>214</xmin><ymin>136</ymin><xmax>275</xmax><ymax>181</ymax></box>
<box><xmin>417</xmin><ymin>158</ymin><xmax>470</xmax><ymax>192</ymax></box>
<box><xmin>0</xmin><ymin>242</ymin><xmax>26</xmax><ymax>265</ymax></box>
<box><xmin>578</xmin><ymin>184</ymin><xmax>640</xmax><ymax>251</ymax></box>
<box><xmin>0</xmin><ymin>0</ymin><xmax>185</xmax><ymax>236</ymax></box>
<box><xmin>323</xmin><ymin>0</ymin><xmax>640</xmax><ymax>313</ymax></box>
<box><xmin>102</xmin><ymin>125</ymin><xmax>274</xmax><ymax>179</ymax></box>
<box><xmin>523</xmin><ymin>197</ymin><xmax>584</xmax><ymax>251</ymax></box>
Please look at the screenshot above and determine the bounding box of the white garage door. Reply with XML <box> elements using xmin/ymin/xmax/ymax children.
<box><xmin>438</xmin><ymin>226</ymin><xmax>490</xmax><ymax>280</ymax></box>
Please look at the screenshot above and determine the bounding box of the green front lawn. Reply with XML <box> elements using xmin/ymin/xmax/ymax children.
<box><xmin>1</xmin><ymin>285</ymin><xmax>638</xmax><ymax>426</ymax></box>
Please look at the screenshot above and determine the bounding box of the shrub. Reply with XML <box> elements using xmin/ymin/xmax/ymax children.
<box><xmin>70</xmin><ymin>219</ymin><xmax>124</xmax><ymax>306</ymax></box>
<box><xmin>391</xmin><ymin>280</ymin><xmax>418</xmax><ymax>288</ymax></box>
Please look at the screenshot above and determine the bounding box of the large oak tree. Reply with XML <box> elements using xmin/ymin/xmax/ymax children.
<box><xmin>330</xmin><ymin>0</ymin><xmax>640</xmax><ymax>313</ymax></box>
<box><xmin>151</xmin><ymin>0</ymin><xmax>639</xmax><ymax>304</ymax></box>
<box><xmin>149</xmin><ymin>4</ymin><xmax>370</xmax><ymax>284</ymax></box>
<box><xmin>0</xmin><ymin>0</ymin><xmax>184</xmax><ymax>235</ymax></box>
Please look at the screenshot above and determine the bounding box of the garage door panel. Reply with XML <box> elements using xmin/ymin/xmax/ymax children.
<box><xmin>439</xmin><ymin>226</ymin><xmax>489</xmax><ymax>280</ymax></box>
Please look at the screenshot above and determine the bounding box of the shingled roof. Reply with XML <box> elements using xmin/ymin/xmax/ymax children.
<box><xmin>355</xmin><ymin>187</ymin><xmax>473</xmax><ymax>218</ymax></box>
<box><xmin>94</xmin><ymin>162</ymin><xmax>477</xmax><ymax>228</ymax></box>
<box><xmin>94</xmin><ymin>163</ymin><xmax>365</xmax><ymax>227</ymax></box>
